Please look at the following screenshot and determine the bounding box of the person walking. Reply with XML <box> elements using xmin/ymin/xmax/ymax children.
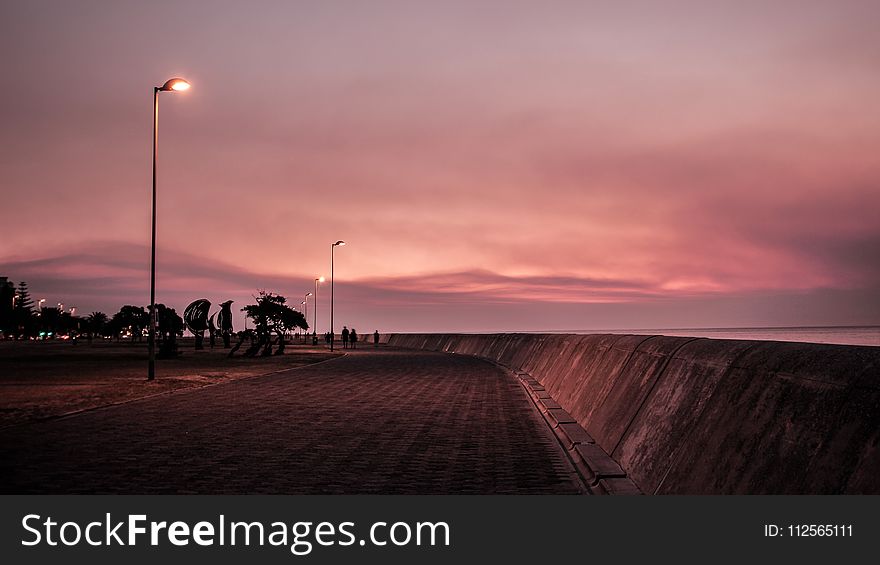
<box><xmin>341</xmin><ymin>326</ymin><xmax>350</xmax><ymax>349</ymax></box>
<box><xmin>373</xmin><ymin>330</ymin><xmax>380</xmax><ymax>347</ymax></box>
<box><xmin>350</xmin><ymin>328</ymin><xmax>358</xmax><ymax>349</ymax></box>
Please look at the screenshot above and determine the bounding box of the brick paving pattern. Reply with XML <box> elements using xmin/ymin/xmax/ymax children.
<box><xmin>0</xmin><ymin>350</ymin><xmax>580</xmax><ymax>494</ymax></box>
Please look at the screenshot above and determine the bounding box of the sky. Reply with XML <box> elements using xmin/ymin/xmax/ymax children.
<box><xmin>1</xmin><ymin>0</ymin><xmax>879</xmax><ymax>332</ymax></box>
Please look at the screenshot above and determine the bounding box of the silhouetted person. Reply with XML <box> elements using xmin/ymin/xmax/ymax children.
<box><xmin>350</xmin><ymin>328</ymin><xmax>358</xmax><ymax>349</ymax></box>
<box><xmin>373</xmin><ymin>330</ymin><xmax>380</xmax><ymax>347</ymax></box>
<box><xmin>341</xmin><ymin>326</ymin><xmax>350</xmax><ymax>349</ymax></box>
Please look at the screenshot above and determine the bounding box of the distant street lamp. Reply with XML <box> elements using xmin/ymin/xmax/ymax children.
<box><xmin>38</xmin><ymin>298</ymin><xmax>45</xmax><ymax>316</ymax></box>
<box><xmin>313</xmin><ymin>276</ymin><xmax>324</xmax><ymax>343</ymax></box>
<box><xmin>149</xmin><ymin>77</ymin><xmax>190</xmax><ymax>381</ymax></box>
<box><xmin>303</xmin><ymin>292</ymin><xmax>312</xmax><ymax>339</ymax></box>
<box><xmin>330</xmin><ymin>241</ymin><xmax>345</xmax><ymax>351</ymax></box>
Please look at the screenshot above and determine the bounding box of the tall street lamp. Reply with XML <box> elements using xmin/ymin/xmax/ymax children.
<box><xmin>313</xmin><ymin>276</ymin><xmax>324</xmax><ymax>345</ymax></box>
<box><xmin>303</xmin><ymin>292</ymin><xmax>312</xmax><ymax>340</ymax></box>
<box><xmin>149</xmin><ymin>77</ymin><xmax>190</xmax><ymax>380</ymax></box>
<box><xmin>330</xmin><ymin>241</ymin><xmax>345</xmax><ymax>351</ymax></box>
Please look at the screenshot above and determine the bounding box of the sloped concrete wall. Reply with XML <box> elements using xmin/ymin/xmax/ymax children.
<box><xmin>386</xmin><ymin>333</ymin><xmax>880</xmax><ymax>494</ymax></box>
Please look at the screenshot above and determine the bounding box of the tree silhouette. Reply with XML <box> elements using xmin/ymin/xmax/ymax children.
<box><xmin>44</xmin><ymin>309</ymin><xmax>81</xmax><ymax>339</ymax></box>
<box><xmin>110</xmin><ymin>305</ymin><xmax>149</xmax><ymax>342</ymax></box>
<box><xmin>241</xmin><ymin>291</ymin><xmax>308</xmax><ymax>356</ymax></box>
<box><xmin>147</xmin><ymin>304</ymin><xmax>183</xmax><ymax>357</ymax></box>
<box><xmin>85</xmin><ymin>311</ymin><xmax>108</xmax><ymax>343</ymax></box>
<box><xmin>12</xmin><ymin>281</ymin><xmax>36</xmax><ymax>338</ymax></box>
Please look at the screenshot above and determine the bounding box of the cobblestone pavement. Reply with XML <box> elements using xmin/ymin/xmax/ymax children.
<box><xmin>0</xmin><ymin>349</ymin><xmax>581</xmax><ymax>494</ymax></box>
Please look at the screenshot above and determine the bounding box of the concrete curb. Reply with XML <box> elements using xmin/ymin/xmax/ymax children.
<box><xmin>504</xmin><ymin>363</ymin><xmax>640</xmax><ymax>495</ymax></box>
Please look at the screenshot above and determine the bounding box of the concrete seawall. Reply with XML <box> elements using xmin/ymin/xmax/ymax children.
<box><xmin>386</xmin><ymin>333</ymin><xmax>880</xmax><ymax>494</ymax></box>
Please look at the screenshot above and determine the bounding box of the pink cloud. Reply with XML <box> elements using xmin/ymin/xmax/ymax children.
<box><xmin>2</xmin><ymin>1</ymin><xmax>879</xmax><ymax>331</ymax></box>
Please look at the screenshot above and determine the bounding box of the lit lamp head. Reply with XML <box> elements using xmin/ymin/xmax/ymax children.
<box><xmin>333</xmin><ymin>240</ymin><xmax>345</xmax><ymax>247</ymax></box>
<box><xmin>318</xmin><ymin>276</ymin><xmax>325</xmax><ymax>283</ymax></box>
<box><xmin>159</xmin><ymin>77</ymin><xmax>191</xmax><ymax>92</ymax></box>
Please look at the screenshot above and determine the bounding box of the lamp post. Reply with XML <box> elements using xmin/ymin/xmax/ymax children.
<box><xmin>313</xmin><ymin>276</ymin><xmax>324</xmax><ymax>344</ymax></box>
<box><xmin>149</xmin><ymin>77</ymin><xmax>190</xmax><ymax>380</ymax></box>
<box><xmin>303</xmin><ymin>292</ymin><xmax>312</xmax><ymax>341</ymax></box>
<box><xmin>330</xmin><ymin>241</ymin><xmax>345</xmax><ymax>351</ymax></box>
<box><xmin>38</xmin><ymin>298</ymin><xmax>45</xmax><ymax>316</ymax></box>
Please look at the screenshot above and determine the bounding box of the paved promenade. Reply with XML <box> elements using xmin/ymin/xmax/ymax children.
<box><xmin>0</xmin><ymin>349</ymin><xmax>581</xmax><ymax>494</ymax></box>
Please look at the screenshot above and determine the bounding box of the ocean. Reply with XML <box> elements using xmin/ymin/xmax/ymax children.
<box><xmin>572</xmin><ymin>326</ymin><xmax>880</xmax><ymax>347</ymax></box>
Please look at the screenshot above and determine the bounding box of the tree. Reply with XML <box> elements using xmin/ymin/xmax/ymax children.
<box><xmin>241</xmin><ymin>291</ymin><xmax>308</xmax><ymax>356</ymax></box>
<box><xmin>85</xmin><ymin>311</ymin><xmax>108</xmax><ymax>343</ymax></box>
<box><xmin>110</xmin><ymin>305</ymin><xmax>149</xmax><ymax>342</ymax></box>
<box><xmin>150</xmin><ymin>304</ymin><xmax>184</xmax><ymax>358</ymax></box>
<box><xmin>104</xmin><ymin>314</ymin><xmax>123</xmax><ymax>342</ymax></box>
<box><xmin>12</xmin><ymin>281</ymin><xmax>36</xmax><ymax>338</ymax></box>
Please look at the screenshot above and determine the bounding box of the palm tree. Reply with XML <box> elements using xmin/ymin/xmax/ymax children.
<box><xmin>85</xmin><ymin>311</ymin><xmax>108</xmax><ymax>343</ymax></box>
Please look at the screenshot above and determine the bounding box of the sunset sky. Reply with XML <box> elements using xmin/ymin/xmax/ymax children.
<box><xmin>2</xmin><ymin>0</ymin><xmax>879</xmax><ymax>332</ymax></box>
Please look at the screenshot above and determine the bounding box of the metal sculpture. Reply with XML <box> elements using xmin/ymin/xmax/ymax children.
<box><xmin>183</xmin><ymin>298</ymin><xmax>211</xmax><ymax>350</ymax></box>
<box><xmin>216</xmin><ymin>300</ymin><xmax>234</xmax><ymax>348</ymax></box>
<box><xmin>208</xmin><ymin>312</ymin><xmax>217</xmax><ymax>348</ymax></box>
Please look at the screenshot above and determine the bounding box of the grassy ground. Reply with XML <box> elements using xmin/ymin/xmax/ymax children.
<box><xmin>0</xmin><ymin>338</ymin><xmax>340</xmax><ymax>428</ymax></box>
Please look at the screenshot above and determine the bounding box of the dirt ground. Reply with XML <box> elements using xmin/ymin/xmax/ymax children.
<box><xmin>0</xmin><ymin>339</ymin><xmax>340</xmax><ymax>428</ymax></box>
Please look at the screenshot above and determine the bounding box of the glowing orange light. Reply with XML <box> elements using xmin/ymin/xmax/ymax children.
<box><xmin>161</xmin><ymin>77</ymin><xmax>191</xmax><ymax>92</ymax></box>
